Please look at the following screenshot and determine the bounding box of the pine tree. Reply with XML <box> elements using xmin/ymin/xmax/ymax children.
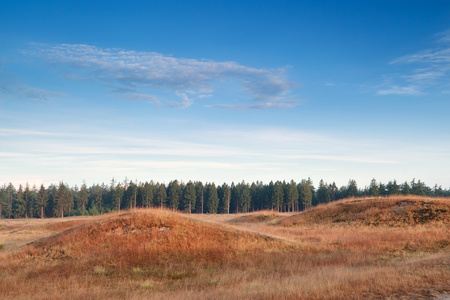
<box><xmin>347</xmin><ymin>179</ymin><xmax>358</xmax><ymax>197</ymax></box>
<box><xmin>401</xmin><ymin>181</ymin><xmax>410</xmax><ymax>195</ymax></box>
<box><xmin>272</xmin><ymin>181</ymin><xmax>283</xmax><ymax>212</ymax></box>
<box><xmin>113</xmin><ymin>183</ymin><xmax>124</xmax><ymax>211</ymax></box>
<box><xmin>24</xmin><ymin>183</ymin><xmax>32</xmax><ymax>218</ymax></box>
<box><xmin>205</xmin><ymin>183</ymin><xmax>219</xmax><ymax>213</ymax></box>
<box><xmin>0</xmin><ymin>186</ymin><xmax>5</xmax><ymax>219</ymax></box>
<box><xmin>181</xmin><ymin>181</ymin><xmax>196</xmax><ymax>213</ymax></box>
<box><xmin>78</xmin><ymin>182</ymin><xmax>88</xmax><ymax>212</ymax></box>
<box><xmin>239</xmin><ymin>183</ymin><xmax>251</xmax><ymax>213</ymax></box>
<box><xmin>387</xmin><ymin>180</ymin><xmax>400</xmax><ymax>195</ymax></box>
<box><xmin>288</xmin><ymin>180</ymin><xmax>298</xmax><ymax>212</ymax></box>
<box><xmin>54</xmin><ymin>182</ymin><xmax>68</xmax><ymax>218</ymax></box>
<box><xmin>369</xmin><ymin>178</ymin><xmax>379</xmax><ymax>197</ymax></box>
<box><xmin>219</xmin><ymin>183</ymin><xmax>230</xmax><ymax>214</ymax></box>
<box><xmin>317</xmin><ymin>180</ymin><xmax>331</xmax><ymax>204</ymax></box>
<box><xmin>156</xmin><ymin>183</ymin><xmax>167</xmax><ymax>209</ymax></box>
<box><xmin>37</xmin><ymin>184</ymin><xmax>48</xmax><ymax>218</ymax></box>
<box><xmin>298</xmin><ymin>180</ymin><xmax>312</xmax><ymax>210</ymax></box>
<box><xmin>15</xmin><ymin>185</ymin><xmax>26</xmax><ymax>218</ymax></box>
<box><xmin>167</xmin><ymin>180</ymin><xmax>180</xmax><ymax>211</ymax></box>
<box><xmin>194</xmin><ymin>182</ymin><xmax>204</xmax><ymax>213</ymax></box>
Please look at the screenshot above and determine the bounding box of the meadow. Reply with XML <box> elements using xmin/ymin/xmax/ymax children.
<box><xmin>0</xmin><ymin>195</ymin><xmax>449</xmax><ymax>299</ymax></box>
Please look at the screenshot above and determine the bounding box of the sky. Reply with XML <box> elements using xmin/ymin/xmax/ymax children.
<box><xmin>1</xmin><ymin>0</ymin><xmax>450</xmax><ymax>189</ymax></box>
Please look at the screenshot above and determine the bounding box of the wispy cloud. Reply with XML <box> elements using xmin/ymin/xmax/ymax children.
<box><xmin>206</xmin><ymin>98</ymin><xmax>300</xmax><ymax>110</ymax></box>
<box><xmin>0</xmin><ymin>79</ymin><xmax>63</xmax><ymax>101</ymax></box>
<box><xmin>27</xmin><ymin>43</ymin><xmax>298</xmax><ymax>109</ymax></box>
<box><xmin>378</xmin><ymin>29</ymin><xmax>450</xmax><ymax>96</ymax></box>
<box><xmin>377</xmin><ymin>85</ymin><xmax>421</xmax><ymax>96</ymax></box>
<box><xmin>2</xmin><ymin>123</ymin><xmax>450</xmax><ymax>186</ymax></box>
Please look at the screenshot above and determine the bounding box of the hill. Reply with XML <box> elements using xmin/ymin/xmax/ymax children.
<box><xmin>0</xmin><ymin>197</ymin><xmax>449</xmax><ymax>299</ymax></box>
<box><xmin>280</xmin><ymin>195</ymin><xmax>450</xmax><ymax>227</ymax></box>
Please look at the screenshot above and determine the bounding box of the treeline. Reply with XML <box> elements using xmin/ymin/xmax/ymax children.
<box><xmin>0</xmin><ymin>178</ymin><xmax>449</xmax><ymax>219</ymax></box>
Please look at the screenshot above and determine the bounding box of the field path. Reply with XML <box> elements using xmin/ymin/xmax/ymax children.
<box><xmin>188</xmin><ymin>212</ymin><xmax>302</xmax><ymax>245</ymax></box>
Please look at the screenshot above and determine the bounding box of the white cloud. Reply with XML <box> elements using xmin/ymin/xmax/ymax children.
<box><xmin>0</xmin><ymin>79</ymin><xmax>63</xmax><ymax>101</ymax></box>
<box><xmin>377</xmin><ymin>85</ymin><xmax>420</xmax><ymax>96</ymax></box>
<box><xmin>378</xmin><ymin>29</ymin><xmax>450</xmax><ymax>96</ymax></box>
<box><xmin>27</xmin><ymin>43</ymin><xmax>298</xmax><ymax>109</ymax></box>
<box><xmin>2</xmin><ymin>123</ymin><xmax>450</xmax><ymax>187</ymax></box>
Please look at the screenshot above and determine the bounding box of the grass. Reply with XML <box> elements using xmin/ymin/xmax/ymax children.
<box><xmin>0</xmin><ymin>196</ymin><xmax>449</xmax><ymax>299</ymax></box>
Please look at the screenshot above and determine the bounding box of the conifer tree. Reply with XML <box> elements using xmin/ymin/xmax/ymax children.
<box><xmin>167</xmin><ymin>180</ymin><xmax>180</xmax><ymax>211</ymax></box>
<box><xmin>369</xmin><ymin>178</ymin><xmax>379</xmax><ymax>197</ymax></box>
<box><xmin>113</xmin><ymin>183</ymin><xmax>124</xmax><ymax>211</ymax></box>
<box><xmin>208</xmin><ymin>183</ymin><xmax>220</xmax><ymax>213</ymax></box>
<box><xmin>271</xmin><ymin>181</ymin><xmax>283</xmax><ymax>212</ymax></box>
<box><xmin>15</xmin><ymin>185</ymin><xmax>26</xmax><ymax>218</ymax></box>
<box><xmin>347</xmin><ymin>179</ymin><xmax>358</xmax><ymax>197</ymax></box>
<box><xmin>220</xmin><ymin>183</ymin><xmax>230</xmax><ymax>214</ymax></box>
<box><xmin>298</xmin><ymin>180</ymin><xmax>312</xmax><ymax>210</ymax></box>
<box><xmin>288</xmin><ymin>180</ymin><xmax>299</xmax><ymax>212</ymax></box>
<box><xmin>78</xmin><ymin>182</ymin><xmax>88</xmax><ymax>212</ymax></box>
<box><xmin>24</xmin><ymin>183</ymin><xmax>32</xmax><ymax>218</ymax></box>
<box><xmin>37</xmin><ymin>184</ymin><xmax>48</xmax><ymax>218</ymax></box>
<box><xmin>54</xmin><ymin>182</ymin><xmax>68</xmax><ymax>218</ymax></box>
<box><xmin>156</xmin><ymin>183</ymin><xmax>167</xmax><ymax>209</ymax></box>
<box><xmin>317</xmin><ymin>180</ymin><xmax>331</xmax><ymax>204</ymax></box>
<box><xmin>194</xmin><ymin>182</ymin><xmax>204</xmax><ymax>213</ymax></box>
<box><xmin>181</xmin><ymin>181</ymin><xmax>196</xmax><ymax>213</ymax></box>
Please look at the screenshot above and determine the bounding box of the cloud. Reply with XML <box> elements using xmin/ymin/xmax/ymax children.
<box><xmin>377</xmin><ymin>85</ymin><xmax>420</xmax><ymax>96</ymax></box>
<box><xmin>378</xmin><ymin>30</ymin><xmax>450</xmax><ymax>96</ymax></box>
<box><xmin>0</xmin><ymin>79</ymin><xmax>63</xmax><ymax>101</ymax></box>
<box><xmin>207</xmin><ymin>99</ymin><xmax>299</xmax><ymax>110</ymax></box>
<box><xmin>27</xmin><ymin>43</ymin><xmax>298</xmax><ymax>109</ymax></box>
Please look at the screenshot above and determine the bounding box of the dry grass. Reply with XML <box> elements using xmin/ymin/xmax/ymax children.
<box><xmin>0</xmin><ymin>196</ymin><xmax>449</xmax><ymax>299</ymax></box>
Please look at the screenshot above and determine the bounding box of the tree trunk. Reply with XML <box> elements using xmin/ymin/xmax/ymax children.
<box><xmin>41</xmin><ymin>205</ymin><xmax>44</xmax><ymax>219</ymax></box>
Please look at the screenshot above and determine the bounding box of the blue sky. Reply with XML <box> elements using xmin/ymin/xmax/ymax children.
<box><xmin>1</xmin><ymin>0</ymin><xmax>450</xmax><ymax>188</ymax></box>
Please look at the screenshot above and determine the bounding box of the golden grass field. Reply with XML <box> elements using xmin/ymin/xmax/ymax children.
<box><xmin>0</xmin><ymin>195</ymin><xmax>449</xmax><ymax>299</ymax></box>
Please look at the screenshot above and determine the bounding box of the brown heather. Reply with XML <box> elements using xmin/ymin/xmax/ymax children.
<box><xmin>0</xmin><ymin>196</ymin><xmax>449</xmax><ymax>299</ymax></box>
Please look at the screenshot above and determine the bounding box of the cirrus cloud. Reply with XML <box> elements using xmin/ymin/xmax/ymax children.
<box><xmin>378</xmin><ymin>30</ymin><xmax>450</xmax><ymax>96</ymax></box>
<box><xmin>27</xmin><ymin>43</ymin><xmax>298</xmax><ymax>109</ymax></box>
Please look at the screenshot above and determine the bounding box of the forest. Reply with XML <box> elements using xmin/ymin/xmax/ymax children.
<box><xmin>1</xmin><ymin>178</ymin><xmax>449</xmax><ymax>219</ymax></box>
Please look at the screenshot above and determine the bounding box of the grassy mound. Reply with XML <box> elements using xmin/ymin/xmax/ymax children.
<box><xmin>227</xmin><ymin>210</ymin><xmax>284</xmax><ymax>224</ymax></box>
<box><xmin>5</xmin><ymin>209</ymin><xmax>285</xmax><ymax>280</ymax></box>
<box><xmin>1</xmin><ymin>202</ymin><xmax>449</xmax><ymax>299</ymax></box>
<box><xmin>280</xmin><ymin>196</ymin><xmax>450</xmax><ymax>227</ymax></box>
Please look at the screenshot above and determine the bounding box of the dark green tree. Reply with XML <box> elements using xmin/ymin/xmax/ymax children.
<box><xmin>369</xmin><ymin>178</ymin><xmax>379</xmax><ymax>197</ymax></box>
<box><xmin>167</xmin><ymin>180</ymin><xmax>180</xmax><ymax>211</ymax></box>
<box><xmin>271</xmin><ymin>181</ymin><xmax>283</xmax><ymax>211</ymax></box>
<box><xmin>37</xmin><ymin>184</ymin><xmax>48</xmax><ymax>218</ymax></box>
<box><xmin>298</xmin><ymin>180</ymin><xmax>312</xmax><ymax>210</ymax></box>
<box><xmin>287</xmin><ymin>180</ymin><xmax>299</xmax><ymax>212</ymax></box>
<box><xmin>205</xmin><ymin>183</ymin><xmax>219</xmax><ymax>213</ymax></box>
<box><xmin>239</xmin><ymin>182</ymin><xmax>251</xmax><ymax>213</ymax></box>
<box><xmin>194</xmin><ymin>182</ymin><xmax>204</xmax><ymax>213</ymax></box>
<box><xmin>78</xmin><ymin>182</ymin><xmax>88</xmax><ymax>213</ymax></box>
<box><xmin>317</xmin><ymin>180</ymin><xmax>331</xmax><ymax>204</ymax></box>
<box><xmin>347</xmin><ymin>179</ymin><xmax>358</xmax><ymax>197</ymax></box>
<box><xmin>15</xmin><ymin>185</ymin><xmax>26</xmax><ymax>218</ymax></box>
<box><xmin>155</xmin><ymin>183</ymin><xmax>167</xmax><ymax>209</ymax></box>
<box><xmin>181</xmin><ymin>181</ymin><xmax>196</xmax><ymax>213</ymax></box>
<box><xmin>219</xmin><ymin>183</ymin><xmax>231</xmax><ymax>214</ymax></box>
